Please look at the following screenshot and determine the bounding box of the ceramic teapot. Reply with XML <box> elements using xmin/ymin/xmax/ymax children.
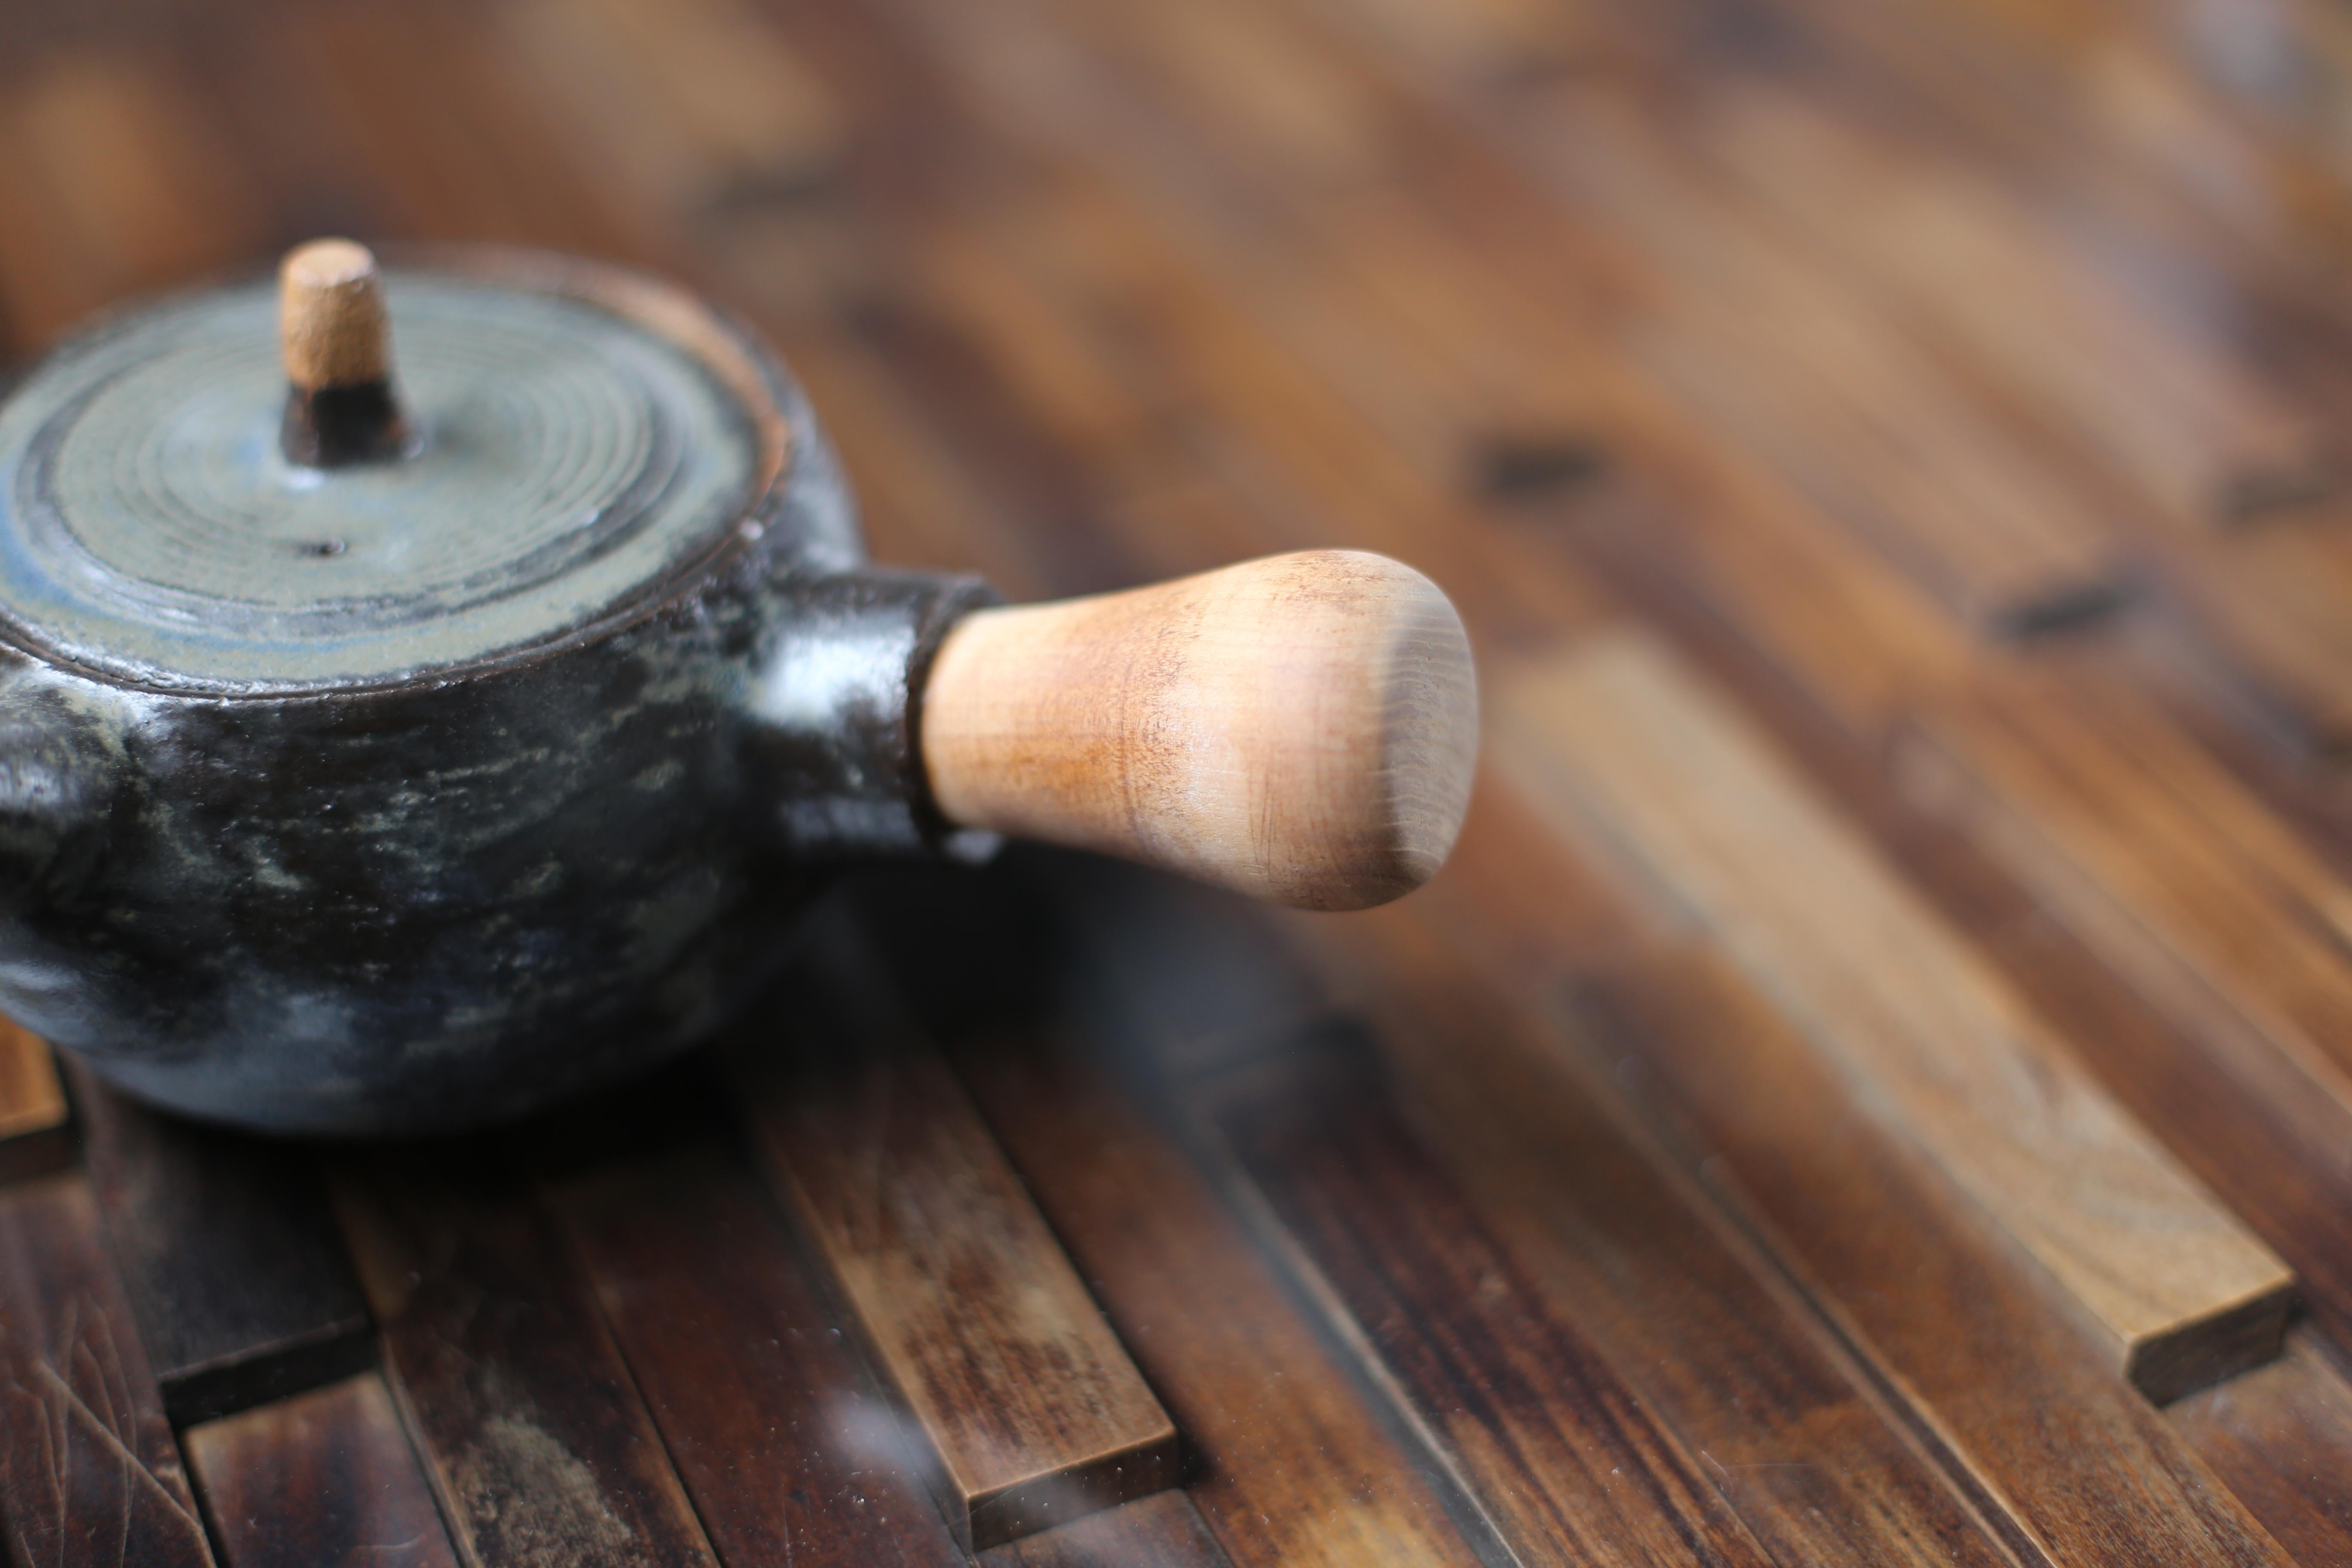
<box><xmin>0</xmin><ymin>241</ymin><xmax>1476</xmax><ymax>1134</ymax></box>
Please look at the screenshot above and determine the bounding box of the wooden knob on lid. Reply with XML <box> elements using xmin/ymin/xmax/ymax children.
<box><xmin>278</xmin><ymin>239</ymin><xmax>408</xmax><ymax>466</ymax></box>
<box><xmin>920</xmin><ymin>550</ymin><xmax>1479</xmax><ymax>910</ymax></box>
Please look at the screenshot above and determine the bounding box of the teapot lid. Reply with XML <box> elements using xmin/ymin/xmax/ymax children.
<box><xmin>0</xmin><ymin>245</ymin><xmax>789</xmax><ymax>695</ymax></box>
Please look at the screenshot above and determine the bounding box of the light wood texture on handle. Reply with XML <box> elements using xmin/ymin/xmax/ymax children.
<box><xmin>279</xmin><ymin>238</ymin><xmax>394</xmax><ymax>391</ymax></box>
<box><xmin>922</xmin><ymin>550</ymin><xmax>1477</xmax><ymax>910</ymax></box>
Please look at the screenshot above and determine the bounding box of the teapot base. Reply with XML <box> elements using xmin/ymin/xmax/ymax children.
<box><xmin>40</xmin><ymin>879</ymin><xmax>818</xmax><ymax>1139</ymax></box>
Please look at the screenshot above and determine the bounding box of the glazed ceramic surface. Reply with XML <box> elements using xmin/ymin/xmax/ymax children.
<box><xmin>0</xmin><ymin>253</ymin><xmax>989</xmax><ymax>1133</ymax></box>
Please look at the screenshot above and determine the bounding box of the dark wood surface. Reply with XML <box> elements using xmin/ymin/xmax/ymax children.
<box><xmin>67</xmin><ymin>1064</ymin><xmax>374</xmax><ymax>1427</ymax></box>
<box><xmin>976</xmin><ymin>1491</ymin><xmax>1230</xmax><ymax>1568</ymax></box>
<box><xmin>6</xmin><ymin>0</ymin><xmax>2352</xmax><ymax>1563</ymax></box>
<box><xmin>183</xmin><ymin>1374</ymin><xmax>461</xmax><ymax>1568</ymax></box>
<box><xmin>726</xmin><ymin>922</ymin><xmax>1184</xmax><ymax>1551</ymax></box>
<box><xmin>333</xmin><ymin>1154</ymin><xmax>723</xmax><ymax>1568</ymax></box>
<box><xmin>551</xmin><ymin>1136</ymin><xmax>969</xmax><ymax>1568</ymax></box>
<box><xmin>0</xmin><ymin>1177</ymin><xmax>216</xmax><ymax>1568</ymax></box>
<box><xmin>1208</xmin><ymin>1035</ymin><xmax>1779</xmax><ymax>1568</ymax></box>
<box><xmin>955</xmin><ymin>1020</ymin><xmax>1491</xmax><ymax>1568</ymax></box>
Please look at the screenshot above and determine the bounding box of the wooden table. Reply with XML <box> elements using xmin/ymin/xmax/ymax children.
<box><xmin>4</xmin><ymin>0</ymin><xmax>2352</xmax><ymax>1563</ymax></box>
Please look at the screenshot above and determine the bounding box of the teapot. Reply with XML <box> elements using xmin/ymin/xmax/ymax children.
<box><xmin>0</xmin><ymin>242</ymin><xmax>1476</xmax><ymax>1134</ymax></box>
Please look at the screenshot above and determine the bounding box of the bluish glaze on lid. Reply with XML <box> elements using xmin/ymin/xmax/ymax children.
<box><xmin>0</xmin><ymin>266</ymin><xmax>769</xmax><ymax>694</ymax></box>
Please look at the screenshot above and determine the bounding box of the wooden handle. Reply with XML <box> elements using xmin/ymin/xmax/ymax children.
<box><xmin>920</xmin><ymin>550</ymin><xmax>1478</xmax><ymax>910</ymax></box>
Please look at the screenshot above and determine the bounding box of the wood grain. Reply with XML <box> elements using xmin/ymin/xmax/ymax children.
<box><xmin>956</xmin><ymin>1018</ymin><xmax>1491</xmax><ymax>1568</ymax></box>
<box><xmin>12</xmin><ymin>0</ymin><xmax>2352</xmax><ymax>1552</ymax></box>
<box><xmin>494</xmin><ymin>0</ymin><xmax>842</xmax><ymax>222</ymax></box>
<box><xmin>185</xmin><ymin>1373</ymin><xmax>460</xmax><ymax>1568</ymax></box>
<box><xmin>1520</xmin><ymin>516</ymin><xmax>2352</xmax><ymax>1376</ymax></box>
<box><xmin>333</xmin><ymin>1155</ymin><xmax>721</xmax><ymax>1568</ymax></box>
<box><xmin>728</xmin><ymin>953</ymin><xmax>1183</xmax><ymax>1551</ymax></box>
<box><xmin>836</xmin><ymin>860</ymin><xmax>1500</xmax><ymax>1565</ymax></box>
<box><xmin>1310</xmin><ymin>916</ymin><xmax>2025</xmax><ymax>1568</ymax></box>
<box><xmin>979</xmin><ymin>1490</ymin><xmax>1233</xmax><ymax>1568</ymax></box>
<box><xmin>69</xmin><ymin>1063</ymin><xmax>374</xmax><ymax>1426</ymax></box>
<box><xmin>1209</xmin><ymin>1035</ymin><xmax>1778</xmax><ymax>1568</ymax></box>
<box><xmin>552</xmin><ymin>1141</ymin><xmax>968</xmax><ymax>1568</ymax></box>
<box><xmin>1566</xmin><ymin>945</ymin><xmax>2297</xmax><ymax>1568</ymax></box>
<box><xmin>922</xmin><ymin>548</ymin><xmax>1478</xmax><ymax>910</ymax></box>
<box><xmin>0</xmin><ymin>1019</ymin><xmax>69</xmax><ymax>1185</ymax></box>
<box><xmin>0</xmin><ymin>50</ymin><xmax>261</xmax><ymax>350</ymax></box>
<box><xmin>2170</xmin><ymin>1328</ymin><xmax>2352</xmax><ymax>1568</ymax></box>
<box><xmin>0</xmin><ymin>1176</ymin><xmax>216</xmax><ymax>1568</ymax></box>
<box><xmin>1899</xmin><ymin>671</ymin><xmax>2352</xmax><ymax>1341</ymax></box>
<box><xmin>1499</xmin><ymin>631</ymin><xmax>2294</xmax><ymax>1399</ymax></box>
<box><xmin>1908</xmin><ymin>670</ymin><xmax>2352</xmax><ymax>1097</ymax></box>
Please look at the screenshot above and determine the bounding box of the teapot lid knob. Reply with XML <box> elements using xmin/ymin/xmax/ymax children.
<box><xmin>278</xmin><ymin>239</ymin><xmax>407</xmax><ymax>466</ymax></box>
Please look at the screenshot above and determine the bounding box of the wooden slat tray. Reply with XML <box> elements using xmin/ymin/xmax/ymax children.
<box><xmin>6</xmin><ymin>0</ymin><xmax>2352</xmax><ymax>1562</ymax></box>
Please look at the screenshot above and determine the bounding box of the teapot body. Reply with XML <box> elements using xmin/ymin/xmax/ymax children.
<box><xmin>0</xmin><ymin>345</ymin><xmax>987</xmax><ymax>1134</ymax></box>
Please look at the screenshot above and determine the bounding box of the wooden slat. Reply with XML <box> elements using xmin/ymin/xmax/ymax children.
<box><xmin>0</xmin><ymin>50</ymin><xmax>263</xmax><ymax>348</ymax></box>
<box><xmin>1692</xmin><ymin>82</ymin><xmax>2324</xmax><ymax>536</ymax></box>
<box><xmin>496</xmin><ymin>0</ymin><xmax>841</xmax><ymax>223</ymax></box>
<box><xmin>185</xmin><ymin>1373</ymin><xmax>460</xmax><ymax>1568</ymax></box>
<box><xmin>835</xmin><ymin>861</ymin><xmax>1504</xmax><ymax>1565</ymax></box>
<box><xmin>941</xmin><ymin>0</ymin><xmax>1973</xmax><ymax>744</ymax></box>
<box><xmin>840</xmin><ymin>291</ymin><xmax>1174</xmax><ymax>600</ymax></box>
<box><xmin>68</xmin><ymin>1063</ymin><xmax>374</xmax><ymax>1425</ymax></box>
<box><xmin>277</xmin><ymin>2</ymin><xmax>635</xmax><ymax>256</ymax></box>
<box><xmin>1568</xmin><ymin>945</ymin><xmax>2296</xmax><ymax>1568</ymax></box>
<box><xmin>1018</xmin><ymin>849</ymin><xmax>2031</xmax><ymax>1568</ymax></box>
<box><xmin>869</xmin><ymin>849</ymin><xmax>2020</xmax><ymax>1568</ymax></box>
<box><xmin>955</xmin><ymin>1019</ymin><xmax>1491</xmax><ymax>1568</ymax></box>
<box><xmin>552</xmin><ymin>1140</ymin><xmax>968</xmax><ymax>1568</ymax></box>
<box><xmin>727</xmin><ymin>945</ymin><xmax>1183</xmax><ymax>1552</ymax></box>
<box><xmin>1900</xmin><ymin>671</ymin><xmax>2352</xmax><ymax>1340</ymax></box>
<box><xmin>928</xmin><ymin>169</ymin><xmax>1623</xmax><ymax>635</ymax></box>
<box><xmin>1498</xmin><ymin>630</ymin><xmax>2293</xmax><ymax>1399</ymax></box>
<box><xmin>1305</xmin><ymin>915</ymin><xmax>2027</xmax><ymax>1568</ymax></box>
<box><xmin>0</xmin><ymin>1176</ymin><xmax>216</xmax><ymax>1568</ymax></box>
<box><xmin>1908</xmin><ymin>668</ymin><xmax>2352</xmax><ymax>1099</ymax></box>
<box><xmin>1329</xmin><ymin>0</ymin><xmax>2339</xmax><ymax>530</ymax></box>
<box><xmin>2158</xmin><ymin>523</ymin><xmax>2352</xmax><ymax>753</ymax></box>
<box><xmin>980</xmin><ymin>1491</ymin><xmax>1233</xmax><ymax>1568</ymax></box>
<box><xmin>2170</xmin><ymin>1328</ymin><xmax>2352</xmax><ymax>1568</ymax></box>
<box><xmin>1606</xmin><ymin>185</ymin><xmax>2132</xmax><ymax>634</ymax></box>
<box><xmin>1045</xmin><ymin>0</ymin><xmax>2125</xmax><ymax>631</ymax></box>
<box><xmin>1555</xmin><ymin>437</ymin><xmax>1975</xmax><ymax>741</ymax></box>
<box><xmin>333</xmin><ymin>1156</ymin><xmax>720</xmax><ymax>1568</ymax></box>
<box><xmin>781</xmin><ymin>0</ymin><xmax>1607</xmax><ymax>644</ymax></box>
<box><xmin>1208</xmin><ymin>1035</ymin><xmax>1777</xmax><ymax>1568</ymax></box>
<box><xmin>0</xmin><ymin>1019</ymin><xmax>69</xmax><ymax>1184</ymax></box>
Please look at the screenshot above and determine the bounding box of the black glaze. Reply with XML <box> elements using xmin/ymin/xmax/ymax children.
<box><xmin>281</xmin><ymin>379</ymin><xmax>410</xmax><ymax>469</ymax></box>
<box><xmin>0</xmin><ymin>266</ymin><xmax>998</xmax><ymax>1136</ymax></box>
